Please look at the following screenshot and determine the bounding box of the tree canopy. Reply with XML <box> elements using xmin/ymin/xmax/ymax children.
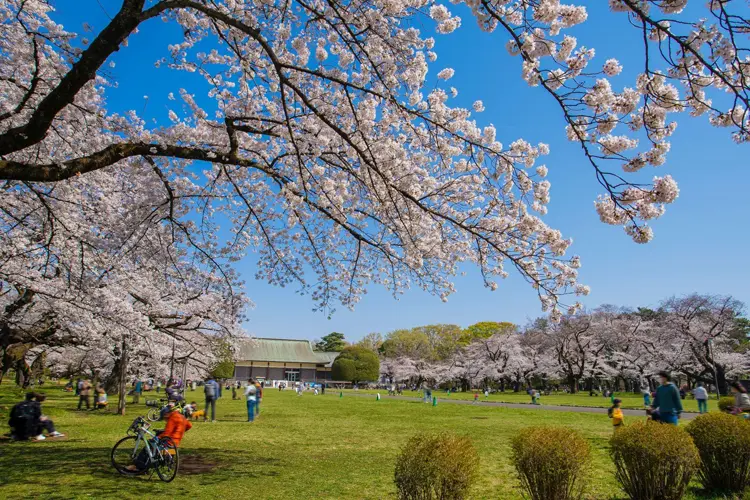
<box><xmin>314</xmin><ymin>332</ymin><xmax>347</xmax><ymax>352</ymax></box>
<box><xmin>1</xmin><ymin>1</ymin><xmax>747</xmax><ymax>392</ymax></box>
<box><xmin>332</xmin><ymin>346</ymin><xmax>380</xmax><ymax>383</ymax></box>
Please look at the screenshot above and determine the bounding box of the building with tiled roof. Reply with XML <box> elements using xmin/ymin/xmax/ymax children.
<box><xmin>233</xmin><ymin>338</ymin><xmax>340</xmax><ymax>384</ymax></box>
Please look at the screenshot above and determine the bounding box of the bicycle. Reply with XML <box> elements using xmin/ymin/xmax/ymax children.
<box><xmin>145</xmin><ymin>398</ymin><xmax>186</xmax><ymax>422</ymax></box>
<box><xmin>111</xmin><ymin>416</ymin><xmax>179</xmax><ymax>482</ymax></box>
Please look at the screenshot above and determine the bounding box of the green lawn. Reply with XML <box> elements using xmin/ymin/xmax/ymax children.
<box><xmin>0</xmin><ymin>382</ymin><xmax>726</xmax><ymax>499</ymax></box>
<box><xmin>342</xmin><ymin>388</ymin><xmax>714</xmax><ymax>412</ymax></box>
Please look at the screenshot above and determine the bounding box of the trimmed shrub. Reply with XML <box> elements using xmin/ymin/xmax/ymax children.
<box><xmin>686</xmin><ymin>412</ymin><xmax>750</xmax><ymax>493</ymax></box>
<box><xmin>610</xmin><ymin>421</ymin><xmax>699</xmax><ymax>500</ymax></box>
<box><xmin>510</xmin><ymin>426</ymin><xmax>590</xmax><ymax>500</ymax></box>
<box><xmin>718</xmin><ymin>396</ymin><xmax>735</xmax><ymax>413</ymax></box>
<box><xmin>394</xmin><ymin>433</ymin><xmax>479</xmax><ymax>500</ymax></box>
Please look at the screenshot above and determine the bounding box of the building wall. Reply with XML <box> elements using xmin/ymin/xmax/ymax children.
<box><xmin>235</xmin><ymin>362</ymin><xmax>325</xmax><ymax>382</ymax></box>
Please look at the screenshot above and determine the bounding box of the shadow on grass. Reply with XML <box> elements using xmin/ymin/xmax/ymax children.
<box><xmin>0</xmin><ymin>443</ymin><xmax>281</xmax><ymax>498</ymax></box>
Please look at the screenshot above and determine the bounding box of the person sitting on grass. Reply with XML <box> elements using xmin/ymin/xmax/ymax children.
<box><xmin>729</xmin><ymin>382</ymin><xmax>750</xmax><ymax>415</ymax></box>
<box><xmin>125</xmin><ymin>406</ymin><xmax>193</xmax><ymax>472</ymax></box>
<box><xmin>8</xmin><ymin>392</ymin><xmax>41</xmax><ymax>441</ymax></box>
<box><xmin>160</xmin><ymin>404</ymin><xmax>192</xmax><ymax>447</ymax></box>
<box><xmin>165</xmin><ymin>382</ymin><xmax>183</xmax><ymax>403</ymax></box>
<box><xmin>608</xmin><ymin>398</ymin><xmax>624</xmax><ymax>431</ymax></box>
<box><xmin>188</xmin><ymin>402</ymin><xmax>205</xmax><ymax>421</ymax></box>
<box><xmin>30</xmin><ymin>394</ymin><xmax>65</xmax><ymax>440</ymax></box>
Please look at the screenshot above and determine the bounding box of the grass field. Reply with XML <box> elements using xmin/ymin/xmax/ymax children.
<box><xmin>0</xmin><ymin>382</ymin><xmax>728</xmax><ymax>499</ymax></box>
<box><xmin>339</xmin><ymin>388</ymin><xmax>714</xmax><ymax>412</ymax></box>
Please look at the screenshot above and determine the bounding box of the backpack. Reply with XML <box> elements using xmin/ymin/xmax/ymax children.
<box><xmin>9</xmin><ymin>401</ymin><xmax>38</xmax><ymax>440</ymax></box>
<box><xmin>204</xmin><ymin>381</ymin><xmax>216</xmax><ymax>398</ymax></box>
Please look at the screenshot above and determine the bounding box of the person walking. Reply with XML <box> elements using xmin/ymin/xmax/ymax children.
<box><xmin>245</xmin><ymin>379</ymin><xmax>257</xmax><ymax>422</ymax></box>
<box><xmin>641</xmin><ymin>386</ymin><xmax>651</xmax><ymax>407</ymax></box>
<box><xmin>608</xmin><ymin>398</ymin><xmax>624</xmax><ymax>431</ymax></box>
<box><xmin>78</xmin><ymin>379</ymin><xmax>91</xmax><ymax>410</ymax></box>
<box><xmin>203</xmin><ymin>376</ymin><xmax>219</xmax><ymax>422</ymax></box>
<box><xmin>651</xmin><ymin>371</ymin><xmax>683</xmax><ymax>425</ymax></box>
<box><xmin>133</xmin><ymin>379</ymin><xmax>143</xmax><ymax>405</ymax></box>
<box><xmin>692</xmin><ymin>382</ymin><xmax>709</xmax><ymax>414</ymax></box>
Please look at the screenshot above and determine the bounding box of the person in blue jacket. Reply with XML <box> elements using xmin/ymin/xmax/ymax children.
<box><xmin>651</xmin><ymin>371</ymin><xmax>683</xmax><ymax>425</ymax></box>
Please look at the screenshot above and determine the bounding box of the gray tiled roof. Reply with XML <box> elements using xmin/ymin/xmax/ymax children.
<box><xmin>236</xmin><ymin>338</ymin><xmax>340</xmax><ymax>364</ymax></box>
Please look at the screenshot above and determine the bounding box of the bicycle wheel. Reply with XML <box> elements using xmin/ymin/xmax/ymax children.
<box><xmin>154</xmin><ymin>438</ymin><xmax>179</xmax><ymax>482</ymax></box>
<box><xmin>147</xmin><ymin>407</ymin><xmax>162</xmax><ymax>422</ymax></box>
<box><xmin>111</xmin><ymin>435</ymin><xmax>148</xmax><ymax>476</ymax></box>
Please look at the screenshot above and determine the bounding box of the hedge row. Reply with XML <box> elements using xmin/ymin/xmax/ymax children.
<box><xmin>393</xmin><ymin>414</ymin><xmax>750</xmax><ymax>499</ymax></box>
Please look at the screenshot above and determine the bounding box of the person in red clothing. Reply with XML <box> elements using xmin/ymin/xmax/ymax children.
<box><xmin>125</xmin><ymin>408</ymin><xmax>192</xmax><ymax>472</ymax></box>
<box><xmin>160</xmin><ymin>406</ymin><xmax>192</xmax><ymax>447</ymax></box>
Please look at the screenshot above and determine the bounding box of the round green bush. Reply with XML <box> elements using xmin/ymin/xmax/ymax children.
<box><xmin>610</xmin><ymin>421</ymin><xmax>699</xmax><ymax>500</ymax></box>
<box><xmin>510</xmin><ymin>426</ymin><xmax>590</xmax><ymax>500</ymax></box>
<box><xmin>394</xmin><ymin>433</ymin><xmax>479</xmax><ymax>500</ymax></box>
<box><xmin>718</xmin><ymin>396</ymin><xmax>736</xmax><ymax>413</ymax></box>
<box><xmin>686</xmin><ymin>412</ymin><xmax>750</xmax><ymax>493</ymax></box>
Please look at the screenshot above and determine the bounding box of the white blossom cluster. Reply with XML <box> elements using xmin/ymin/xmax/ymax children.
<box><xmin>440</xmin><ymin>0</ymin><xmax>748</xmax><ymax>242</ymax></box>
<box><xmin>0</xmin><ymin>0</ymin><xmax>593</xmax><ymax>321</ymax></box>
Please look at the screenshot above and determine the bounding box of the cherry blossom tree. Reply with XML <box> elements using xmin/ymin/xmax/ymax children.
<box><xmin>459</xmin><ymin>0</ymin><xmax>748</xmax><ymax>242</ymax></box>
<box><xmin>655</xmin><ymin>294</ymin><xmax>748</xmax><ymax>394</ymax></box>
<box><xmin>1</xmin><ymin>1</ymin><xmax>747</xmax><ymax>365</ymax></box>
<box><xmin>1</xmin><ymin>0</ymin><xmax>606</xmax><ymax>319</ymax></box>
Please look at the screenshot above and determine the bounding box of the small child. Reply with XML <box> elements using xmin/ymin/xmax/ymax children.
<box><xmin>473</xmin><ymin>392</ymin><xmax>479</xmax><ymax>403</ymax></box>
<box><xmin>191</xmin><ymin>407</ymin><xmax>205</xmax><ymax>421</ymax></box>
<box><xmin>531</xmin><ymin>390</ymin><xmax>540</xmax><ymax>405</ymax></box>
<box><xmin>484</xmin><ymin>389</ymin><xmax>489</xmax><ymax>399</ymax></box>
<box><xmin>232</xmin><ymin>385</ymin><xmax>238</xmax><ymax>400</ymax></box>
<box><xmin>95</xmin><ymin>386</ymin><xmax>108</xmax><ymax>410</ymax></box>
<box><xmin>609</xmin><ymin>398</ymin><xmax>624</xmax><ymax>430</ymax></box>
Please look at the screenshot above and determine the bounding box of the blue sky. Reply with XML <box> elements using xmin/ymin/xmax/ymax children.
<box><xmin>50</xmin><ymin>1</ymin><xmax>750</xmax><ymax>341</ymax></box>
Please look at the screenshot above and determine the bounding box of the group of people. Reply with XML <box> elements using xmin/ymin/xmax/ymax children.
<box><xmin>74</xmin><ymin>378</ymin><xmax>108</xmax><ymax>410</ymax></box>
<box><xmin>608</xmin><ymin>372</ymin><xmax>750</xmax><ymax>430</ymax></box>
<box><xmin>8</xmin><ymin>392</ymin><xmax>65</xmax><ymax>441</ymax></box>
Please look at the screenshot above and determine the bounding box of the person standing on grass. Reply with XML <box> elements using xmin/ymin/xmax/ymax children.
<box><xmin>641</xmin><ymin>386</ymin><xmax>651</xmax><ymax>407</ymax></box>
<box><xmin>245</xmin><ymin>379</ymin><xmax>258</xmax><ymax>422</ymax></box>
<box><xmin>608</xmin><ymin>398</ymin><xmax>624</xmax><ymax>431</ymax></box>
<box><xmin>255</xmin><ymin>379</ymin><xmax>263</xmax><ymax>415</ymax></box>
<box><xmin>133</xmin><ymin>379</ymin><xmax>143</xmax><ymax>405</ymax></box>
<box><xmin>78</xmin><ymin>379</ymin><xmax>91</xmax><ymax>410</ymax></box>
<box><xmin>692</xmin><ymin>382</ymin><xmax>709</xmax><ymax>414</ymax></box>
<box><xmin>203</xmin><ymin>375</ymin><xmax>219</xmax><ymax>422</ymax></box>
<box><xmin>651</xmin><ymin>371</ymin><xmax>683</xmax><ymax>425</ymax></box>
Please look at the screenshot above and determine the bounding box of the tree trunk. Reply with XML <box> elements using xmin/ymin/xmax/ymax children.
<box><xmin>716</xmin><ymin>364</ymin><xmax>729</xmax><ymax>396</ymax></box>
<box><xmin>567</xmin><ymin>374</ymin><xmax>578</xmax><ymax>394</ymax></box>
<box><xmin>118</xmin><ymin>339</ymin><xmax>128</xmax><ymax>415</ymax></box>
